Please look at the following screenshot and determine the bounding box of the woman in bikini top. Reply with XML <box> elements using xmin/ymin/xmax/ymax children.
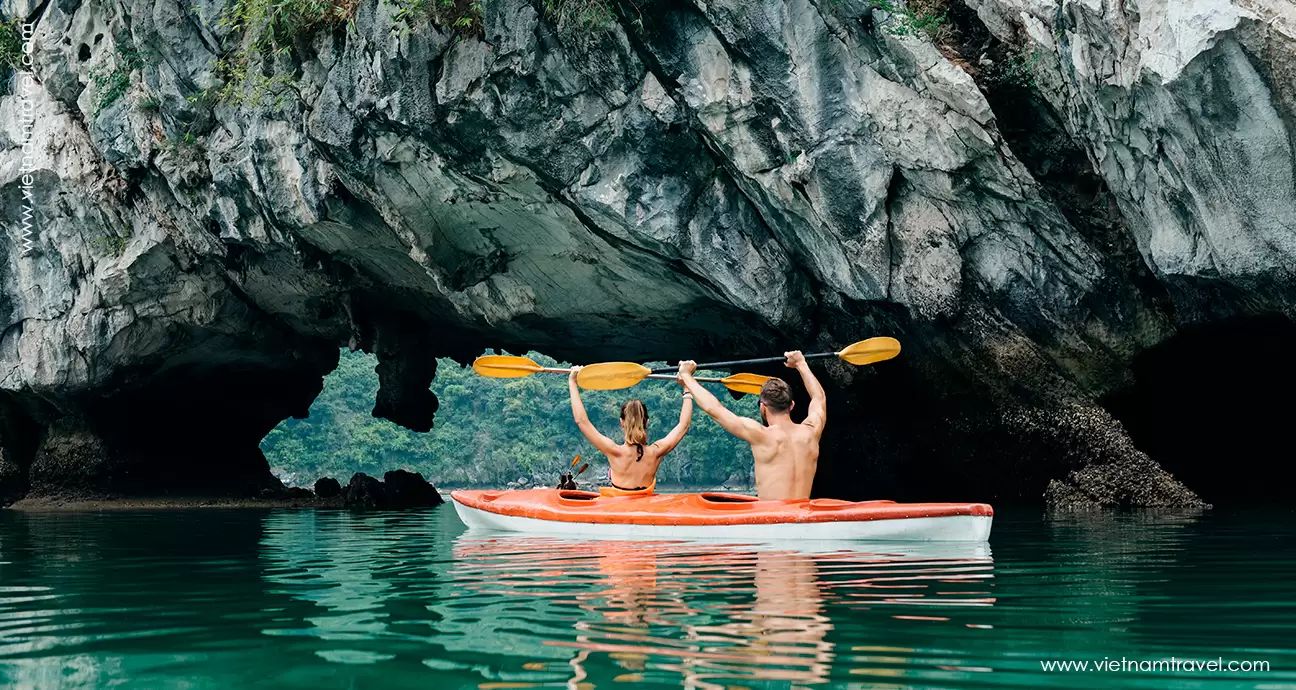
<box><xmin>567</xmin><ymin>366</ymin><xmax>693</xmax><ymax>492</ymax></box>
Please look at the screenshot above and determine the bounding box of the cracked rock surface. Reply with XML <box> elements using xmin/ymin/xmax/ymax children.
<box><xmin>2</xmin><ymin>0</ymin><xmax>1292</xmax><ymax>507</ymax></box>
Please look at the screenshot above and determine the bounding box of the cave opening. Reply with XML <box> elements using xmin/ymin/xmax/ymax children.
<box><xmin>259</xmin><ymin>347</ymin><xmax>762</xmax><ymax>491</ymax></box>
<box><xmin>1101</xmin><ymin>314</ymin><xmax>1296</xmax><ymax>505</ymax></box>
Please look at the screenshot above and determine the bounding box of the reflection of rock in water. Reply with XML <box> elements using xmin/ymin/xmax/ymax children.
<box><xmin>448</xmin><ymin>535</ymin><xmax>995</xmax><ymax>688</ymax></box>
<box><xmin>260</xmin><ymin>511</ymin><xmax>396</xmax><ymax>636</ymax></box>
<box><xmin>1035</xmin><ymin>509</ymin><xmax>1203</xmax><ymax>640</ymax></box>
<box><xmin>257</xmin><ymin>511</ymin><xmax>458</xmax><ymax>646</ymax></box>
<box><xmin>0</xmin><ymin>510</ymin><xmax>283</xmax><ymax>688</ymax></box>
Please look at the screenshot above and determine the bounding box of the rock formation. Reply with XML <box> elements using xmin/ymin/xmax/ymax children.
<box><xmin>313</xmin><ymin>476</ymin><xmax>343</xmax><ymax>499</ymax></box>
<box><xmin>2</xmin><ymin>0</ymin><xmax>1293</xmax><ymax>507</ymax></box>
<box><xmin>318</xmin><ymin>470</ymin><xmax>444</xmax><ymax>508</ymax></box>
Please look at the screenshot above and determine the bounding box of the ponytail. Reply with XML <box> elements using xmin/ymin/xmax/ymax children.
<box><xmin>620</xmin><ymin>400</ymin><xmax>648</xmax><ymax>455</ymax></box>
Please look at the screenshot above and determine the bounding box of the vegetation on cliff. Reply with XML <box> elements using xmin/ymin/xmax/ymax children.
<box><xmin>0</xmin><ymin>18</ymin><xmax>22</xmax><ymax>91</ymax></box>
<box><xmin>867</xmin><ymin>0</ymin><xmax>950</xmax><ymax>38</ymax></box>
<box><xmin>261</xmin><ymin>349</ymin><xmax>759</xmax><ymax>488</ymax></box>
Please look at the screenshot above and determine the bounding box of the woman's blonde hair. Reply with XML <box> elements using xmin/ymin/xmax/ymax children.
<box><xmin>620</xmin><ymin>399</ymin><xmax>648</xmax><ymax>447</ymax></box>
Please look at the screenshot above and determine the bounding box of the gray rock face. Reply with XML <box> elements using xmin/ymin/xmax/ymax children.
<box><xmin>966</xmin><ymin>0</ymin><xmax>1296</xmax><ymax>318</ymax></box>
<box><xmin>1</xmin><ymin>0</ymin><xmax>1291</xmax><ymax>507</ymax></box>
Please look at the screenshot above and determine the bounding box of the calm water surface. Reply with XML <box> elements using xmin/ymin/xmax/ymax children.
<box><xmin>1</xmin><ymin>505</ymin><xmax>1294</xmax><ymax>688</ymax></box>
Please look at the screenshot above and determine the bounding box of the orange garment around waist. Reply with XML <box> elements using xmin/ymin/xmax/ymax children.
<box><xmin>598</xmin><ymin>480</ymin><xmax>656</xmax><ymax>497</ymax></box>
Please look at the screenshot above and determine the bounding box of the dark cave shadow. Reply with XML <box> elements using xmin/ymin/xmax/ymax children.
<box><xmin>1101</xmin><ymin>313</ymin><xmax>1296</xmax><ymax>506</ymax></box>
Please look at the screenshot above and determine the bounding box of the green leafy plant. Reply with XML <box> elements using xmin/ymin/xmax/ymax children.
<box><xmin>198</xmin><ymin>54</ymin><xmax>296</xmax><ymax>107</ymax></box>
<box><xmin>868</xmin><ymin>0</ymin><xmax>948</xmax><ymax>38</ymax></box>
<box><xmin>137</xmin><ymin>94</ymin><xmax>161</xmax><ymax>113</ymax></box>
<box><xmin>89</xmin><ymin>42</ymin><xmax>146</xmax><ymax>111</ymax></box>
<box><xmin>391</xmin><ymin>0</ymin><xmax>425</xmax><ymax>23</ymax></box>
<box><xmin>0</xmin><ymin>19</ymin><xmax>21</xmax><ymax>97</ymax></box>
<box><xmin>160</xmin><ymin>129</ymin><xmax>205</xmax><ymax>153</ymax></box>
<box><xmin>0</xmin><ymin>19</ymin><xmax>21</xmax><ymax>71</ymax></box>
<box><xmin>998</xmin><ymin>45</ymin><xmax>1040</xmax><ymax>88</ymax></box>
<box><xmin>393</xmin><ymin>0</ymin><xmax>484</xmax><ymax>36</ymax></box>
<box><xmin>542</xmin><ymin>0</ymin><xmax>616</xmax><ymax>32</ymax></box>
<box><xmin>978</xmin><ymin>42</ymin><xmax>1040</xmax><ymax>90</ymax></box>
<box><xmin>198</xmin><ymin>0</ymin><xmax>357</xmax><ymax>105</ymax></box>
<box><xmin>91</xmin><ymin>226</ymin><xmax>132</xmax><ymax>256</ymax></box>
<box><xmin>219</xmin><ymin>0</ymin><xmax>357</xmax><ymax>53</ymax></box>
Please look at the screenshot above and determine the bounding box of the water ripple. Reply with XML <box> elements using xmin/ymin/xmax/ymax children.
<box><xmin>0</xmin><ymin>506</ymin><xmax>1293</xmax><ymax>688</ymax></box>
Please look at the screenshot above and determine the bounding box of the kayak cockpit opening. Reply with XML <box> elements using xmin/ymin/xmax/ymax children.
<box><xmin>557</xmin><ymin>490</ymin><xmax>601</xmax><ymax>501</ymax></box>
<box><xmin>699</xmin><ymin>493</ymin><xmax>760</xmax><ymax>503</ymax></box>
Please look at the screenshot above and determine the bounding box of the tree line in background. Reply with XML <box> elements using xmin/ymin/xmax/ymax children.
<box><xmin>261</xmin><ymin>349</ymin><xmax>759</xmax><ymax>489</ymax></box>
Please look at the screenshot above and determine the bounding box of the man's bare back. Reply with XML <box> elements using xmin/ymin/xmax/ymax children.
<box><xmin>745</xmin><ymin>419</ymin><xmax>821</xmax><ymax>500</ymax></box>
<box><xmin>677</xmin><ymin>351</ymin><xmax>826</xmax><ymax>500</ymax></box>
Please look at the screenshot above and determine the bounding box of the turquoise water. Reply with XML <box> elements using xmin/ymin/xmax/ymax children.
<box><xmin>1</xmin><ymin>505</ymin><xmax>1294</xmax><ymax>688</ymax></box>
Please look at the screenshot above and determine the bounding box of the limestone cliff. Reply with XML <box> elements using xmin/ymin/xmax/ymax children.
<box><xmin>1</xmin><ymin>0</ymin><xmax>1292</xmax><ymax>507</ymax></box>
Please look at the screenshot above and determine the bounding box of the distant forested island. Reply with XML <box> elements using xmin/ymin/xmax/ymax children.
<box><xmin>261</xmin><ymin>350</ymin><xmax>759</xmax><ymax>489</ymax></box>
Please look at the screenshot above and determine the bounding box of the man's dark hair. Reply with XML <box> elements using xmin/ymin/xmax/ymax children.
<box><xmin>760</xmin><ymin>378</ymin><xmax>793</xmax><ymax>413</ymax></box>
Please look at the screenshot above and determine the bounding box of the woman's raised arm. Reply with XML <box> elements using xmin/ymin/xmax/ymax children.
<box><xmin>569</xmin><ymin>367</ymin><xmax>620</xmax><ymax>456</ymax></box>
<box><xmin>652</xmin><ymin>390</ymin><xmax>694</xmax><ymax>455</ymax></box>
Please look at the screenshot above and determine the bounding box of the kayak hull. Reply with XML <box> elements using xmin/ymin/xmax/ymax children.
<box><xmin>451</xmin><ymin>489</ymin><xmax>993</xmax><ymax>542</ymax></box>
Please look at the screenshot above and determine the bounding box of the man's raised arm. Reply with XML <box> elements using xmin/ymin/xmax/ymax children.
<box><xmin>677</xmin><ymin>360</ymin><xmax>763</xmax><ymax>443</ymax></box>
<box><xmin>786</xmin><ymin>350</ymin><xmax>826</xmax><ymax>433</ymax></box>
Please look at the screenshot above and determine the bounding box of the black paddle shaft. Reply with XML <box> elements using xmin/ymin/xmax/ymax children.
<box><xmin>652</xmin><ymin>351</ymin><xmax>836</xmax><ymax>374</ymax></box>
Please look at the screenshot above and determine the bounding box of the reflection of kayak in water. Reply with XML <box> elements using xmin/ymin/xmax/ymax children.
<box><xmin>450</xmin><ymin>489</ymin><xmax>993</xmax><ymax>542</ymax></box>
<box><xmin>447</xmin><ymin>532</ymin><xmax>995</xmax><ymax>686</ymax></box>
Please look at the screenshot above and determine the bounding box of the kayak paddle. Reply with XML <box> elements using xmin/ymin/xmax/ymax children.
<box><xmin>571</xmin><ymin>362</ymin><xmax>770</xmax><ymax>393</ymax></box>
<box><xmin>649</xmin><ymin>336</ymin><xmax>902</xmax><ymax>373</ymax></box>
<box><xmin>472</xmin><ymin>355</ymin><xmax>770</xmax><ymax>394</ymax></box>
<box><xmin>473</xmin><ymin>355</ymin><xmax>570</xmax><ymax>378</ymax></box>
<box><xmin>573</xmin><ymin>337</ymin><xmax>900</xmax><ymax>389</ymax></box>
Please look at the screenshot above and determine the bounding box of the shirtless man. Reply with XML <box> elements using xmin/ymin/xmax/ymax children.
<box><xmin>676</xmin><ymin>351</ymin><xmax>825</xmax><ymax>500</ymax></box>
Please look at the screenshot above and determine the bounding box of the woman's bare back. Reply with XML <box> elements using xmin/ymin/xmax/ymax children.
<box><xmin>567</xmin><ymin>368</ymin><xmax>695</xmax><ymax>492</ymax></box>
<box><xmin>606</xmin><ymin>443</ymin><xmax>666</xmax><ymax>489</ymax></box>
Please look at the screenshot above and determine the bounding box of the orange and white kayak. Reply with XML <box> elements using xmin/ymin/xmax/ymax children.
<box><xmin>450</xmin><ymin>489</ymin><xmax>993</xmax><ymax>542</ymax></box>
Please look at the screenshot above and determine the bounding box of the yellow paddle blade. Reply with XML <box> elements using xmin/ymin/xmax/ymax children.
<box><xmin>576</xmin><ymin>362</ymin><xmax>652</xmax><ymax>390</ymax></box>
<box><xmin>720</xmin><ymin>373</ymin><xmax>772</xmax><ymax>395</ymax></box>
<box><xmin>472</xmin><ymin>355</ymin><xmax>544</xmax><ymax>378</ymax></box>
<box><xmin>838</xmin><ymin>337</ymin><xmax>901</xmax><ymax>365</ymax></box>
